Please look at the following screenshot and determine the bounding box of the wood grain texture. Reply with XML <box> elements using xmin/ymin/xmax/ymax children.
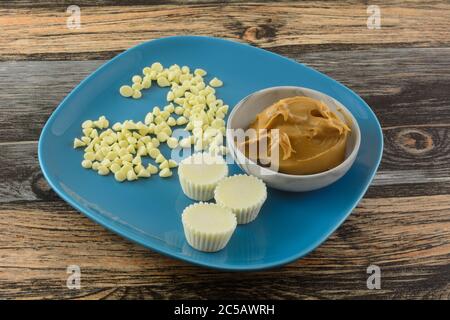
<box><xmin>1</xmin><ymin>2</ymin><xmax>450</xmax><ymax>60</ymax></box>
<box><xmin>1</xmin><ymin>1</ymin><xmax>450</xmax><ymax>300</ymax></box>
<box><xmin>2</xmin><ymin>47</ymin><xmax>449</xmax><ymax>143</ymax></box>
<box><xmin>1</xmin><ymin>123</ymin><xmax>449</xmax><ymax>205</ymax></box>
<box><xmin>1</xmin><ymin>0</ymin><xmax>305</xmax><ymax>8</ymax></box>
<box><xmin>0</xmin><ymin>195</ymin><xmax>449</xmax><ymax>299</ymax></box>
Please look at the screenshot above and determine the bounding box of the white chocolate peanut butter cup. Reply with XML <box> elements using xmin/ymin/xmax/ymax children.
<box><xmin>214</xmin><ymin>174</ymin><xmax>267</xmax><ymax>224</ymax></box>
<box><xmin>182</xmin><ymin>202</ymin><xmax>237</xmax><ymax>252</ymax></box>
<box><xmin>178</xmin><ymin>152</ymin><xmax>228</xmax><ymax>201</ymax></box>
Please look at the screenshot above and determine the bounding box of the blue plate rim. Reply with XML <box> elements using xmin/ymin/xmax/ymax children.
<box><xmin>38</xmin><ymin>35</ymin><xmax>383</xmax><ymax>271</ymax></box>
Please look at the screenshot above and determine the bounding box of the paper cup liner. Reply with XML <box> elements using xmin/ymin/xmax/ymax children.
<box><xmin>178</xmin><ymin>153</ymin><xmax>228</xmax><ymax>201</ymax></box>
<box><xmin>179</xmin><ymin>175</ymin><xmax>219</xmax><ymax>201</ymax></box>
<box><xmin>182</xmin><ymin>203</ymin><xmax>237</xmax><ymax>252</ymax></box>
<box><xmin>214</xmin><ymin>174</ymin><xmax>267</xmax><ymax>224</ymax></box>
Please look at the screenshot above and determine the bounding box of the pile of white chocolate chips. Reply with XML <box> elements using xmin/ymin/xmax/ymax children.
<box><xmin>73</xmin><ymin>62</ymin><xmax>228</xmax><ymax>182</ymax></box>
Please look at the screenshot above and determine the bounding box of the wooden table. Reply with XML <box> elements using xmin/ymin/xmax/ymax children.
<box><xmin>1</xmin><ymin>1</ymin><xmax>449</xmax><ymax>300</ymax></box>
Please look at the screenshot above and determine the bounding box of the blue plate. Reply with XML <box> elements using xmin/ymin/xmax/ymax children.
<box><xmin>39</xmin><ymin>36</ymin><xmax>383</xmax><ymax>271</ymax></box>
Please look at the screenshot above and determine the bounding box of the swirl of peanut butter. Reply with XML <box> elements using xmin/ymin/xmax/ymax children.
<box><xmin>240</xmin><ymin>96</ymin><xmax>351</xmax><ymax>175</ymax></box>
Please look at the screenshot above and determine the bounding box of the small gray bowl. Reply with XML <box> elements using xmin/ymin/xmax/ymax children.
<box><xmin>226</xmin><ymin>86</ymin><xmax>361</xmax><ymax>192</ymax></box>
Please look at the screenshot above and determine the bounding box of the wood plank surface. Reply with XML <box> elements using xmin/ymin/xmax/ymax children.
<box><xmin>0</xmin><ymin>0</ymin><xmax>449</xmax><ymax>300</ymax></box>
<box><xmin>1</xmin><ymin>124</ymin><xmax>449</xmax><ymax>204</ymax></box>
<box><xmin>2</xmin><ymin>47</ymin><xmax>449</xmax><ymax>142</ymax></box>
<box><xmin>0</xmin><ymin>195</ymin><xmax>449</xmax><ymax>299</ymax></box>
<box><xmin>1</xmin><ymin>2</ymin><xmax>450</xmax><ymax>60</ymax></box>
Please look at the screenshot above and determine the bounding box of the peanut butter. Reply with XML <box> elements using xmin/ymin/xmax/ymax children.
<box><xmin>241</xmin><ymin>96</ymin><xmax>351</xmax><ymax>175</ymax></box>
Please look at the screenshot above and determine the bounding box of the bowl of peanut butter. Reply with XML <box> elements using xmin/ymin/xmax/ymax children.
<box><xmin>226</xmin><ymin>86</ymin><xmax>361</xmax><ymax>192</ymax></box>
